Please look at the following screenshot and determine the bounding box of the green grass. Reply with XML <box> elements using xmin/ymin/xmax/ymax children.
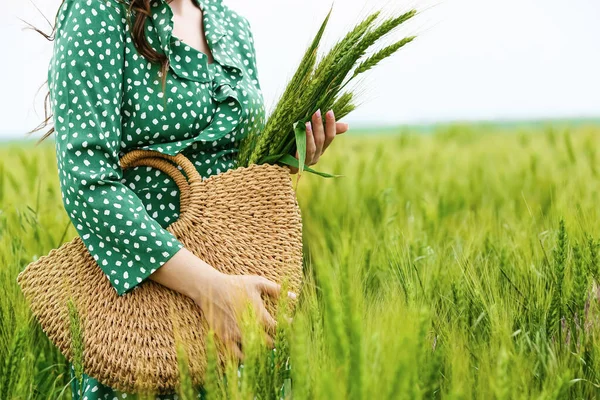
<box><xmin>3</xmin><ymin>123</ymin><xmax>600</xmax><ymax>398</ymax></box>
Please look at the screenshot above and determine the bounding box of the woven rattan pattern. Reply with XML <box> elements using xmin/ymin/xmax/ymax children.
<box><xmin>17</xmin><ymin>149</ymin><xmax>303</xmax><ymax>394</ymax></box>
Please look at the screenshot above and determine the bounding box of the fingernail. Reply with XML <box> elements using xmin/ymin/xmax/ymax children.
<box><xmin>327</xmin><ymin>109</ymin><xmax>334</xmax><ymax>119</ymax></box>
<box><xmin>305</xmin><ymin>121</ymin><xmax>311</xmax><ymax>131</ymax></box>
<box><xmin>315</xmin><ymin>109</ymin><xmax>321</xmax><ymax>119</ymax></box>
<box><xmin>288</xmin><ymin>291</ymin><xmax>297</xmax><ymax>300</ymax></box>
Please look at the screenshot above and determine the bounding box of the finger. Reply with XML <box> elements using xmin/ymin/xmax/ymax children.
<box><xmin>305</xmin><ymin>121</ymin><xmax>316</xmax><ymax>166</ymax></box>
<box><xmin>220</xmin><ymin>319</ymin><xmax>243</xmax><ymax>343</ymax></box>
<box><xmin>256</xmin><ymin>299</ymin><xmax>277</xmax><ymax>335</ymax></box>
<box><xmin>288</xmin><ymin>150</ymin><xmax>299</xmax><ymax>174</ymax></box>
<box><xmin>214</xmin><ymin>322</ymin><xmax>244</xmax><ymax>362</ymax></box>
<box><xmin>311</xmin><ymin>109</ymin><xmax>325</xmax><ymax>163</ymax></box>
<box><xmin>323</xmin><ymin>109</ymin><xmax>337</xmax><ymax>152</ymax></box>
<box><xmin>256</xmin><ymin>276</ymin><xmax>281</xmax><ymax>298</ymax></box>
<box><xmin>224</xmin><ymin>338</ymin><xmax>245</xmax><ymax>363</ymax></box>
<box><xmin>264</xmin><ymin>332</ymin><xmax>275</xmax><ymax>349</ymax></box>
<box><xmin>255</xmin><ymin>277</ymin><xmax>298</xmax><ymax>302</ymax></box>
<box><xmin>335</xmin><ymin>121</ymin><xmax>349</xmax><ymax>135</ymax></box>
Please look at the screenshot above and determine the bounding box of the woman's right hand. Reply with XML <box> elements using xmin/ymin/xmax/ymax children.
<box><xmin>191</xmin><ymin>270</ymin><xmax>296</xmax><ymax>361</ymax></box>
<box><xmin>288</xmin><ymin>108</ymin><xmax>349</xmax><ymax>174</ymax></box>
<box><xmin>148</xmin><ymin>248</ymin><xmax>297</xmax><ymax>362</ymax></box>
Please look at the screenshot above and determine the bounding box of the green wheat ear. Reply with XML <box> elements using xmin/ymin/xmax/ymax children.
<box><xmin>0</xmin><ymin>327</ymin><xmax>26</xmax><ymax>399</ymax></box>
<box><xmin>587</xmin><ymin>235</ymin><xmax>599</xmax><ymax>282</ymax></box>
<box><xmin>237</xmin><ymin>301</ymin><xmax>260</xmax><ymax>398</ymax></box>
<box><xmin>174</xmin><ymin>337</ymin><xmax>198</xmax><ymax>400</ymax></box>
<box><xmin>548</xmin><ymin>219</ymin><xmax>567</xmax><ymax>342</ymax></box>
<box><xmin>272</xmin><ymin>277</ymin><xmax>293</xmax><ymax>397</ymax></box>
<box><xmin>352</xmin><ymin>36</ymin><xmax>416</xmax><ymax>78</ymax></box>
<box><xmin>167</xmin><ymin>298</ymin><xmax>201</xmax><ymax>400</ymax></box>
<box><xmin>570</xmin><ymin>245</ymin><xmax>587</xmax><ymax>322</ymax></box>
<box><xmin>204</xmin><ymin>329</ymin><xmax>226</xmax><ymax>400</ymax></box>
<box><xmin>243</xmin><ymin>5</ymin><xmax>334</xmax><ymax>167</ymax></box>
<box><xmin>66</xmin><ymin>298</ymin><xmax>84</xmax><ymax>398</ymax></box>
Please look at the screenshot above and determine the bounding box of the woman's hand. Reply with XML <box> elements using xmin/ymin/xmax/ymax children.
<box><xmin>148</xmin><ymin>248</ymin><xmax>296</xmax><ymax>362</ymax></box>
<box><xmin>191</xmin><ymin>270</ymin><xmax>296</xmax><ymax>362</ymax></box>
<box><xmin>289</xmin><ymin>108</ymin><xmax>349</xmax><ymax>174</ymax></box>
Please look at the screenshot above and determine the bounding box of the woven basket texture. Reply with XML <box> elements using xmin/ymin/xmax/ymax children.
<box><xmin>16</xmin><ymin>149</ymin><xmax>304</xmax><ymax>394</ymax></box>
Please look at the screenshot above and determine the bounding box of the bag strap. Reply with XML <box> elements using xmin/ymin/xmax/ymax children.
<box><xmin>119</xmin><ymin>149</ymin><xmax>203</xmax><ymax>224</ymax></box>
<box><xmin>120</xmin><ymin>149</ymin><xmax>202</xmax><ymax>184</ymax></box>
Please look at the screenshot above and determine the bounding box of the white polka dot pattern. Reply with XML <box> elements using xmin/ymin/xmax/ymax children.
<box><xmin>51</xmin><ymin>0</ymin><xmax>265</xmax><ymax>397</ymax></box>
<box><xmin>49</xmin><ymin>0</ymin><xmax>265</xmax><ymax>302</ymax></box>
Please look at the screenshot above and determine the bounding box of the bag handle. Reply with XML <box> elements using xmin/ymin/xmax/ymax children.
<box><xmin>119</xmin><ymin>149</ymin><xmax>203</xmax><ymax>227</ymax></box>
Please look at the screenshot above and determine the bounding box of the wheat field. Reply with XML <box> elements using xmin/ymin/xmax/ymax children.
<box><xmin>2</xmin><ymin>123</ymin><xmax>600</xmax><ymax>399</ymax></box>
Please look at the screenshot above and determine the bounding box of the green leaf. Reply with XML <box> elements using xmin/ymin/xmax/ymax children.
<box><xmin>293</xmin><ymin>120</ymin><xmax>307</xmax><ymax>177</ymax></box>
<box><xmin>260</xmin><ymin>153</ymin><xmax>343</xmax><ymax>178</ymax></box>
<box><xmin>277</xmin><ymin>154</ymin><xmax>343</xmax><ymax>178</ymax></box>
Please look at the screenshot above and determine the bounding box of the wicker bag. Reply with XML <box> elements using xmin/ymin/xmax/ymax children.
<box><xmin>16</xmin><ymin>149</ymin><xmax>304</xmax><ymax>394</ymax></box>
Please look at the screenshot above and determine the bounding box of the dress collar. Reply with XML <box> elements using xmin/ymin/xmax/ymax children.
<box><xmin>150</xmin><ymin>0</ymin><xmax>244</xmax><ymax>87</ymax></box>
<box><xmin>190</xmin><ymin>0</ymin><xmax>227</xmax><ymax>44</ymax></box>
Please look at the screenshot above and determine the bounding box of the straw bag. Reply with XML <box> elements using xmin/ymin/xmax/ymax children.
<box><xmin>16</xmin><ymin>149</ymin><xmax>304</xmax><ymax>394</ymax></box>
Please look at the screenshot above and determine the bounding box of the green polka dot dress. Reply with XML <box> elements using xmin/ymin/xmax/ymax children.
<box><xmin>47</xmin><ymin>0</ymin><xmax>268</xmax><ymax>397</ymax></box>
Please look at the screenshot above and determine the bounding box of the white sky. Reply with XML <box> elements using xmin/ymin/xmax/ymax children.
<box><xmin>2</xmin><ymin>0</ymin><xmax>599</xmax><ymax>139</ymax></box>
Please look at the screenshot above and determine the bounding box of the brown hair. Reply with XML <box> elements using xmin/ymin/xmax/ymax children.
<box><xmin>25</xmin><ymin>0</ymin><xmax>172</xmax><ymax>144</ymax></box>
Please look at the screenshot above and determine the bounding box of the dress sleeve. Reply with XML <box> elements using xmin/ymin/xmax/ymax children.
<box><xmin>49</xmin><ymin>0</ymin><xmax>185</xmax><ymax>296</ymax></box>
<box><xmin>241</xmin><ymin>17</ymin><xmax>262</xmax><ymax>91</ymax></box>
<box><xmin>239</xmin><ymin>16</ymin><xmax>267</xmax><ymax>134</ymax></box>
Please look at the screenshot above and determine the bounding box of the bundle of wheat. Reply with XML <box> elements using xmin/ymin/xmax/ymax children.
<box><xmin>237</xmin><ymin>6</ymin><xmax>418</xmax><ymax>177</ymax></box>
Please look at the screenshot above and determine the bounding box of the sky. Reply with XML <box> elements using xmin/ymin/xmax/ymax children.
<box><xmin>2</xmin><ymin>0</ymin><xmax>599</xmax><ymax>139</ymax></box>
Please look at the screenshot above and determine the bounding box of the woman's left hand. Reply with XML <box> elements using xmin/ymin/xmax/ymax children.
<box><xmin>289</xmin><ymin>109</ymin><xmax>349</xmax><ymax>174</ymax></box>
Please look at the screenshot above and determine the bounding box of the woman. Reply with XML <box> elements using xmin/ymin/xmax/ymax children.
<box><xmin>40</xmin><ymin>0</ymin><xmax>349</xmax><ymax>397</ymax></box>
